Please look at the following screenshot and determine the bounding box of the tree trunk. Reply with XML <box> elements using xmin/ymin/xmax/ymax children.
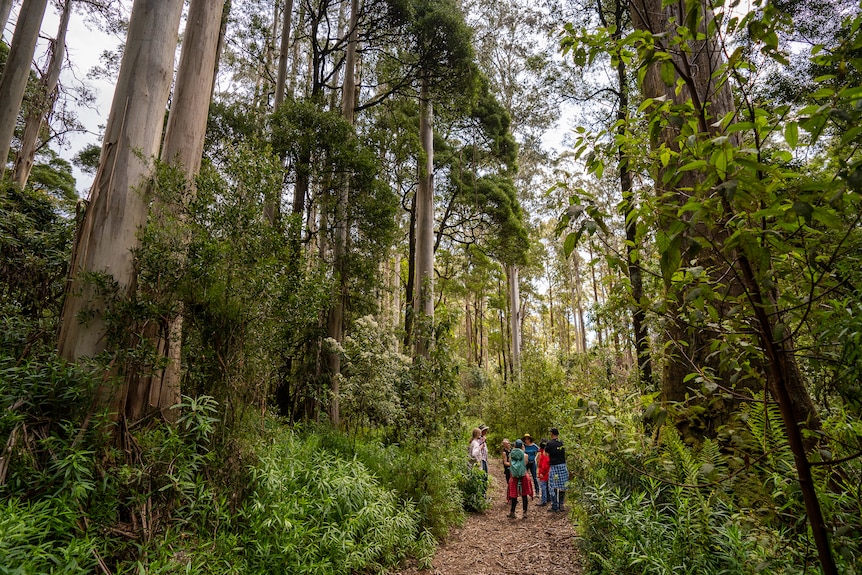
<box><xmin>0</xmin><ymin>0</ymin><xmax>49</xmax><ymax>179</ymax></box>
<box><xmin>212</xmin><ymin>1</ymin><xmax>231</xmax><ymax>96</ymax></box>
<box><xmin>413</xmin><ymin>77</ymin><xmax>434</xmax><ymax>358</ymax></box>
<box><xmin>327</xmin><ymin>0</ymin><xmax>359</xmax><ymax>427</ymax></box>
<box><xmin>265</xmin><ymin>0</ymin><xmax>295</xmax><ymax>226</ymax></box>
<box><xmin>57</xmin><ymin>0</ymin><xmax>184</xmax><ymax>416</ymax></box>
<box><xmin>507</xmin><ymin>264</ymin><xmax>521</xmax><ymax>378</ymax></box>
<box><xmin>630</xmin><ymin>0</ymin><xmax>832</xmax><ymax>572</ymax></box>
<box><xmin>274</xmin><ymin>0</ymin><xmax>295</xmax><ymax>108</ymax></box>
<box><xmin>608</xmin><ymin>3</ymin><xmax>653</xmax><ymax>386</ymax></box>
<box><xmin>288</xmin><ymin>2</ymin><xmax>305</xmax><ymax>97</ymax></box>
<box><xmin>403</xmin><ymin>192</ymin><xmax>416</xmax><ymax>350</ymax></box>
<box><xmin>0</xmin><ymin>0</ymin><xmax>14</xmax><ymax>38</ymax></box>
<box><xmin>126</xmin><ymin>0</ymin><xmax>225</xmax><ymax>423</ymax></box>
<box><xmin>465</xmin><ymin>296</ymin><xmax>473</xmax><ymax>364</ymax></box>
<box><xmin>570</xmin><ymin>254</ymin><xmax>587</xmax><ymax>352</ymax></box>
<box><xmin>548</xmin><ymin>262</ymin><xmax>555</xmax><ymax>349</ymax></box>
<box><xmin>12</xmin><ymin>0</ymin><xmax>70</xmax><ymax>188</ymax></box>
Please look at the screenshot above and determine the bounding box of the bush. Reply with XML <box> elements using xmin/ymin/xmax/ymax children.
<box><xmin>458</xmin><ymin>466</ymin><xmax>490</xmax><ymax>512</ymax></box>
<box><xmin>309</xmin><ymin>424</ymin><xmax>467</xmax><ymax>540</ymax></box>
<box><xmin>228</xmin><ymin>426</ymin><xmax>429</xmax><ymax>575</ymax></box>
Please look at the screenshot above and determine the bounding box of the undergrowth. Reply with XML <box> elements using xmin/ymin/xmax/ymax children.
<box><xmin>0</xmin><ymin>350</ymin><xmax>475</xmax><ymax>574</ymax></box>
<box><xmin>566</xmin><ymin>393</ymin><xmax>862</xmax><ymax>575</ymax></box>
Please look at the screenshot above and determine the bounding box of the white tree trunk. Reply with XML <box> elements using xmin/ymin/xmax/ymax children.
<box><xmin>274</xmin><ymin>0</ymin><xmax>295</xmax><ymax>108</ymax></box>
<box><xmin>327</xmin><ymin>0</ymin><xmax>360</xmax><ymax>427</ymax></box>
<box><xmin>13</xmin><ymin>0</ymin><xmax>70</xmax><ymax>188</ymax></box>
<box><xmin>127</xmin><ymin>0</ymin><xmax>225</xmax><ymax>423</ymax></box>
<box><xmin>413</xmin><ymin>78</ymin><xmax>434</xmax><ymax>357</ymax></box>
<box><xmin>0</xmin><ymin>0</ymin><xmax>14</xmax><ymax>39</ymax></box>
<box><xmin>0</xmin><ymin>0</ymin><xmax>49</xmax><ymax>179</ymax></box>
<box><xmin>507</xmin><ymin>264</ymin><xmax>521</xmax><ymax>377</ymax></box>
<box><xmin>58</xmin><ymin>0</ymin><xmax>184</xmax><ymax>388</ymax></box>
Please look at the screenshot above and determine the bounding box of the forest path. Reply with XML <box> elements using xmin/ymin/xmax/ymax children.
<box><xmin>395</xmin><ymin>458</ymin><xmax>583</xmax><ymax>575</ymax></box>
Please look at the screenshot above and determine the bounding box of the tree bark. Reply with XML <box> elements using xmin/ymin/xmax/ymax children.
<box><xmin>507</xmin><ymin>264</ymin><xmax>521</xmax><ymax>378</ymax></box>
<box><xmin>629</xmin><ymin>0</ymin><xmax>832</xmax><ymax>572</ymax></box>
<box><xmin>413</xmin><ymin>77</ymin><xmax>434</xmax><ymax>358</ymax></box>
<box><xmin>125</xmin><ymin>0</ymin><xmax>225</xmax><ymax>423</ymax></box>
<box><xmin>0</xmin><ymin>0</ymin><xmax>14</xmax><ymax>38</ymax></box>
<box><xmin>327</xmin><ymin>0</ymin><xmax>359</xmax><ymax>427</ymax></box>
<box><xmin>58</xmin><ymin>0</ymin><xmax>184</xmax><ymax>414</ymax></box>
<box><xmin>12</xmin><ymin>0</ymin><xmax>70</xmax><ymax>188</ymax></box>
<box><xmin>0</xmin><ymin>0</ymin><xmax>49</xmax><ymax>179</ymax></box>
<box><xmin>275</xmin><ymin>0</ymin><xmax>295</xmax><ymax>108</ymax></box>
<box><xmin>605</xmin><ymin>0</ymin><xmax>652</xmax><ymax>386</ymax></box>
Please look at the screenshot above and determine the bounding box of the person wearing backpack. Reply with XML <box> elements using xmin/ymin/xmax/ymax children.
<box><xmin>506</xmin><ymin>439</ymin><xmax>534</xmax><ymax>518</ymax></box>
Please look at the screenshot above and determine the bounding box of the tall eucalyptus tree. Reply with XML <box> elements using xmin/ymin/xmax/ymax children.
<box><xmin>12</xmin><ymin>0</ymin><xmax>70</xmax><ymax>188</ymax></box>
<box><xmin>58</xmin><ymin>0</ymin><xmax>184</xmax><ymax>419</ymax></box>
<box><xmin>129</xmin><ymin>0</ymin><xmax>227</xmax><ymax>422</ymax></box>
<box><xmin>0</xmin><ymin>0</ymin><xmax>48</xmax><ymax>179</ymax></box>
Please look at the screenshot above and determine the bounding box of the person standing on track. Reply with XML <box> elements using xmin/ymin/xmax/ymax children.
<box><xmin>507</xmin><ymin>439</ymin><xmax>534</xmax><ymax>518</ymax></box>
<box><xmin>522</xmin><ymin>433</ymin><xmax>539</xmax><ymax>493</ymax></box>
<box><xmin>545</xmin><ymin>427</ymin><xmax>568</xmax><ymax>512</ymax></box>
<box><xmin>501</xmin><ymin>438</ymin><xmax>512</xmax><ymax>483</ymax></box>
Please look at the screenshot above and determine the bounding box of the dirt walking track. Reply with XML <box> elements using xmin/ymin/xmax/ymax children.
<box><xmin>395</xmin><ymin>458</ymin><xmax>583</xmax><ymax>575</ymax></box>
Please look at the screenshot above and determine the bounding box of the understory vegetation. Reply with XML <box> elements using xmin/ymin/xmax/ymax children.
<box><xmin>0</xmin><ymin>352</ymin><xmax>474</xmax><ymax>574</ymax></box>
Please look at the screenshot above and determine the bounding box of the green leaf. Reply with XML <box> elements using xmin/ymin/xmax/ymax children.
<box><xmin>661</xmin><ymin>60</ymin><xmax>677</xmax><ymax>86</ymax></box>
<box><xmin>784</xmin><ymin>121</ymin><xmax>799</xmax><ymax>149</ymax></box>
<box><xmin>660</xmin><ymin>234</ymin><xmax>682</xmax><ymax>288</ymax></box>
<box><xmin>792</xmin><ymin>201</ymin><xmax>813</xmax><ymax>222</ymax></box>
<box><xmin>563</xmin><ymin>231</ymin><xmax>580</xmax><ymax>258</ymax></box>
<box><xmin>810</xmin><ymin>87</ymin><xmax>835</xmax><ymax>99</ymax></box>
<box><xmin>660</xmin><ymin>146</ymin><xmax>671</xmax><ymax>167</ymax></box>
<box><xmin>679</xmin><ymin>159</ymin><xmax>708</xmax><ymax>172</ymax></box>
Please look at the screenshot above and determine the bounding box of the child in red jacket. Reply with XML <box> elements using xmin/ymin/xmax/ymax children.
<box><xmin>537</xmin><ymin>440</ymin><xmax>551</xmax><ymax>506</ymax></box>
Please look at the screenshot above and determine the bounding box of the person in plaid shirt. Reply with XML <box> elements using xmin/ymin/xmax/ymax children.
<box><xmin>545</xmin><ymin>428</ymin><xmax>568</xmax><ymax>512</ymax></box>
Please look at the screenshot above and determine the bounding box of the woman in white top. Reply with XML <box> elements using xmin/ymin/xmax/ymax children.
<box><xmin>469</xmin><ymin>426</ymin><xmax>489</xmax><ymax>472</ymax></box>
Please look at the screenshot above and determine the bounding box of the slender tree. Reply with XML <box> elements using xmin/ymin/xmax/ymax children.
<box><xmin>58</xmin><ymin>0</ymin><xmax>184</xmax><ymax>419</ymax></box>
<box><xmin>12</xmin><ymin>0</ymin><xmax>71</xmax><ymax>188</ymax></box>
<box><xmin>0</xmin><ymin>0</ymin><xmax>49</xmax><ymax>179</ymax></box>
<box><xmin>413</xmin><ymin>76</ymin><xmax>434</xmax><ymax>357</ymax></box>
<box><xmin>327</xmin><ymin>0</ymin><xmax>360</xmax><ymax>426</ymax></box>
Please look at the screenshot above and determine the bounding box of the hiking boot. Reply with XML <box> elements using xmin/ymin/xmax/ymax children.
<box><xmin>507</xmin><ymin>512</ymin><xmax>515</xmax><ymax>518</ymax></box>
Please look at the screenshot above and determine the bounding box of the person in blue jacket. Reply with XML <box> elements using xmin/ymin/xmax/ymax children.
<box><xmin>522</xmin><ymin>433</ymin><xmax>540</xmax><ymax>493</ymax></box>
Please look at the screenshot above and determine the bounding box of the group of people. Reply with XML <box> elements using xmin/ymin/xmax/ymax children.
<box><xmin>469</xmin><ymin>425</ymin><xmax>569</xmax><ymax>519</ymax></box>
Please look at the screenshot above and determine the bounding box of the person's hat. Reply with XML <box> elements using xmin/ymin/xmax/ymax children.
<box><xmin>522</xmin><ymin>433</ymin><xmax>532</xmax><ymax>440</ymax></box>
<box><xmin>479</xmin><ymin>424</ymin><xmax>489</xmax><ymax>432</ymax></box>
<box><xmin>514</xmin><ymin>439</ymin><xmax>524</xmax><ymax>448</ymax></box>
<box><xmin>539</xmin><ymin>440</ymin><xmax>547</xmax><ymax>449</ymax></box>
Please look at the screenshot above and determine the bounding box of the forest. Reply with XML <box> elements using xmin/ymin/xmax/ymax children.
<box><xmin>1</xmin><ymin>0</ymin><xmax>861</xmax><ymax>573</ymax></box>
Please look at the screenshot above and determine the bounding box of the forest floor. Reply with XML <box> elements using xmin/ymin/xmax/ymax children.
<box><xmin>394</xmin><ymin>458</ymin><xmax>583</xmax><ymax>575</ymax></box>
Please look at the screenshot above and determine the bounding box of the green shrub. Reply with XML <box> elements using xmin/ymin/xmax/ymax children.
<box><xmin>458</xmin><ymin>466</ymin><xmax>490</xmax><ymax>512</ymax></box>
<box><xmin>228</xmin><ymin>426</ymin><xmax>428</xmax><ymax>575</ymax></box>
<box><xmin>309</xmin><ymin>425</ymin><xmax>466</xmax><ymax>540</ymax></box>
